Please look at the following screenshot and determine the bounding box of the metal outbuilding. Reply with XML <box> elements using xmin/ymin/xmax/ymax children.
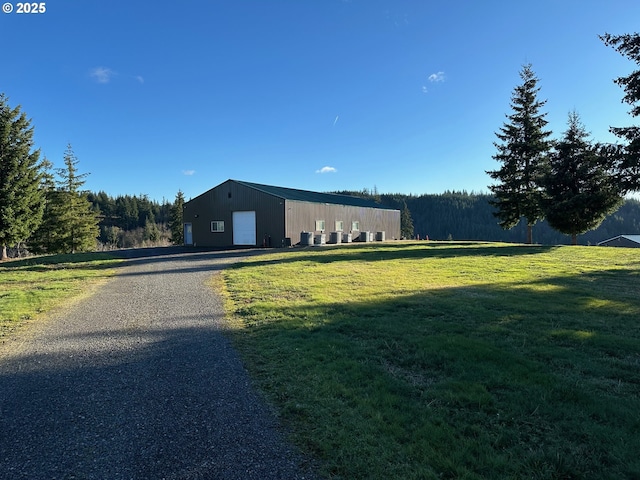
<box><xmin>183</xmin><ymin>179</ymin><xmax>401</xmax><ymax>248</ymax></box>
<box><xmin>597</xmin><ymin>235</ymin><xmax>640</xmax><ymax>248</ymax></box>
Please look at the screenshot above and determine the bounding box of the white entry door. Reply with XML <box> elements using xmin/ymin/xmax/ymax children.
<box><xmin>232</xmin><ymin>211</ymin><xmax>256</xmax><ymax>245</ymax></box>
<box><xmin>184</xmin><ymin>223</ymin><xmax>193</xmax><ymax>245</ymax></box>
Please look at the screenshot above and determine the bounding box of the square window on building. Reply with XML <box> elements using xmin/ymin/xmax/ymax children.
<box><xmin>351</xmin><ymin>220</ymin><xmax>360</xmax><ymax>231</ymax></box>
<box><xmin>335</xmin><ymin>220</ymin><xmax>344</xmax><ymax>231</ymax></box>
<box><xmin>211</xmin><ymin>221</ymin><xmax>225</xmax><ymax>232</ymax></box>
<box><xmin>315</xmin><ymin>220</ymin><xmax>326</xmax><ymax>232</ymax></box>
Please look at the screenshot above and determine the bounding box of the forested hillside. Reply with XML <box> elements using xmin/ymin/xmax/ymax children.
<box><xmin>391</xmin><ymin>193</ymin><xmax>640</xmax><ymax>245</ymax></box>
<box><xmin>339</xmin><ymin>190</ymin><xmax>640</xmax><ymax>245</ymax></box>
<box><xmin>87</xmin><ymin>192</ymin><xmax>173</xmax><ymax>249</ymax></box>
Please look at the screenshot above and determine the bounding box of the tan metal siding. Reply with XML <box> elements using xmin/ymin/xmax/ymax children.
<box><xmin>285</xmin><ymin>200</ymin><xmax>400</xmax><ymax>244</ymax></box>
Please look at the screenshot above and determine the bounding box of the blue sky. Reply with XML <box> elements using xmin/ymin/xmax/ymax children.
<box><xmin>2</xmin><ymin>1</ymin><xmax>639</xmax><ymax>202</ymax></box>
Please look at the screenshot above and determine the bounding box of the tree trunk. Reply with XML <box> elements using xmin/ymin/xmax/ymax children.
<box><xmin>1</xmin><ymin>244</ymin><xmax>7</xmax><ymax>261</ymax></box>
<box><xmin>572</xmin><ymin>234</ymin><xmax>578</xmax><ymax>245</ymax></box>
<box><xmin>526</xmin><ymin>224</ymin><xmax>533</xmax><ymax>244</ymax></box>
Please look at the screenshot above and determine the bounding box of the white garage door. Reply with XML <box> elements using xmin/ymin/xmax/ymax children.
<box><xmin>232</xmin><ymin>211</ymin><xmax>256</xmax><ymax>246</ymax></box>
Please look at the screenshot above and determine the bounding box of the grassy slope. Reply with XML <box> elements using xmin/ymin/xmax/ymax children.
<box><xmin>221</xmin><ymin>242</ymin><xmax>640</xmax><ymax>479</ymax></box>
<box><xmin>0</xmin><ymin>253</ymin><xmax>121</xmax><ymax>336</ymax></box>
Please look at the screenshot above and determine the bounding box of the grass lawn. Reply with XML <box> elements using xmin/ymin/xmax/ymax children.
<box><xmin>221</xmin><ymin>242</ymin><xmax>640</xmax><ymax>479</ymax></box>
<box><xmin>0</xmin><ymin>252</ymin><xmax>121</xmax><ymax>336</ymax></box>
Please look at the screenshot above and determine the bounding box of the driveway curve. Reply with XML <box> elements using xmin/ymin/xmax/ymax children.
<box><xmin>0</xmin><ymin>248</ymin><xmax>316</xmax><ymax>479</ymax></box>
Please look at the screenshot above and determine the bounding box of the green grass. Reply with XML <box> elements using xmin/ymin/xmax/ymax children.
<box><xmin>221</xmin><ymin>242</ymin><xmax>640</xmax><ymax>479</ymax></box>
<box><xmin>0</xmin><ymin>252</ymin><xmax>121</xmax><ymax>335</ymax></box>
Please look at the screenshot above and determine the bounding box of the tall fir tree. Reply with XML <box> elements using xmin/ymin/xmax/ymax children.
<box><xmin>27</xmin><ymin>157</ymin><xmax>61</xmax><ymax>254</ymax></box>
<box><xmin>487</xmin><ymin>64</ymin><xmax>553</xmax><ymax>244</ymax></box>
<box><xmin>543</xmin><ymin>112</ymin><xmax>623</xmax><ymax>244</ymax></box>
<box><xmin>400</xmin><ymin>200</ymin><xmax>414</xmax><ymax>239</ymax></box>
<box><xmin>169</xmin><ymin>190</ymin><xmax>185</xmax><ymax>245</ymax></box>
<box><xmin>48</xmin><ymin>145</ymin><xmax>99</xmax><ymax>254</ymax></box>
<box><xmin>0</xmin><ymin>94</ymin><xmax>45</xmax><ymax>260</ymax></box>
<box><xmin>600</xmin><ymin>33</ymin><xmax>640</xmax><ymax>193</ymax></box>
<box><xmin>143</xmin><ymin>215</ymin><xmax>160</xmax><ymax>243</ymax></box>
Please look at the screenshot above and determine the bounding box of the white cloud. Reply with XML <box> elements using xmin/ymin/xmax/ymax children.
<box><xmin>316</xmin><ymin>166</ymin><xmax>337</xmax><ymax>174</ymax></box>
<box><xmin>89</xmin><ymin>67</ymin><xmax>144</xmax><ymax>85</ymax></box>
<box><xmin>182</xmin><ymin>169</ymin><xmax>196</xmax><ymax>176</ymax></box>
<box><xmin>428</xmin><ymin>71</ymin><xmax>445</xmax><ymax>82</ymax></box>
<box><xmin>90</xmin><ymin>66</ymin><xmax>116</xmax><ymax>84</ymax></box>
<box><xmin>422</xmin><ymin>86</ymin><xmax>428</xmax><ymax>94</ymax></box>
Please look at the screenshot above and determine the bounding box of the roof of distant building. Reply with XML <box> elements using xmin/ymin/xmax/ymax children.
<box><xmin>597</xmin><ymin>234</ymin><xmax>640</xmax><ymax>245</ymax></box>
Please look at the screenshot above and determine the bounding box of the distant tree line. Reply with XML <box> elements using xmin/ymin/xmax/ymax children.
<box><xmin>334</xmin><ymin>189</ymin><xmax>640</xmax><ymax>245</ymax></box>
<box><xmin>82</xmin><ymin>190</ymin><xmax>184</xmax><ymax>250</ymax></box>
<box><xmin>385</xmin><ymin>192</ymin><xmax>640</xmax><ymax>245</ymax></box>
<box><xmin>86</xmin><ymin>191</ymin><xmax>171</xmax><ymax>249</ymax></box>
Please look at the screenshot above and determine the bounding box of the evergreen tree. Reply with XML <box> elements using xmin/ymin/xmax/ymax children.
<box><xmin>137</xmin><ymin>194</ymin><xmax>154</xmax><ymax>227</ymax></box>
<box><xmin>0</xmin><ymin>94</ymin><xmax>45</xmax><ymax>260</ymax></box>
<box><xmin>28</xmin><ymin>157</ymin><xmax>60</xmax><ymax>254</ymax></box>
<box><xmin>169</xmin><ymin>190</ymin><xmax>185</xmax><ymax>245</ymax></box>
<box><xmin>115</xmin><ymin>195</ymin><xmax>139</xmax><ymax>230</ymax></box>
<box><xmin>157</xmin><ymin>198</ymin><xmax>172</xmax><ymax>225</ymax></box>
<box><xmin>487</xmin><ymin>64</ymin><xmax>553</xmax><ymax>243</ymax></box>
<box><xmin>600</xmin><ymin>33</ymin><xmax>640</xmax><ymax>192</ymax></box>
<box><xmin>85</xmin><ymin>191</ymin><xmax>172</xmax><ymax>248</ymax></box>
<box><xmin>143</xmin><ymin>215</ymin><xmax>160</xmax><ymax>243</ymax></box>
<box><xmin>544</xmin><ymin>112</ymin><xmax>623</xmax><ymax>244</ymax></box>
<box><xmin>99</xmin><ymin>225</ymin><xmax>121</xmax><ymax>249</ymax></box>
<box><xmin>400</xmin><ymin>200</ymin><xmax>414</xmax><ymax>239</ymax></box>
<box><xmin>49</xmin><ymin>145</ymin><xmax>99</xmax><ymax>253</ymax></box>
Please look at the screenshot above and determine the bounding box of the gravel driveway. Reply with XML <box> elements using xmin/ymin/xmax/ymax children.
<box><xmin>0</xmin><ymin>248</ymin><xmax>316</xmax><ymax>479</ymax></box>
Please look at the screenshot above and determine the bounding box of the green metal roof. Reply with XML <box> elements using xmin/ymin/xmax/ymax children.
<box><xmin>233</xmin><ymin>180</ymin><xmax>393</xmax><ymax>210</ymax></box>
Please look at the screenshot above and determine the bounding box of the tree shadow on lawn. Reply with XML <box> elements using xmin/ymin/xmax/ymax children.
<box><xmin>1</xmin><ymin>243</ymin><xmax>561</xmax><ymax>277</ymax></box>
<box><xmin>230</xmin><ymin>266</ymin><xmax>640</xmax><ymax>479</ymax></box>
<box><xmin>1</xmin><ymin>252</ymin><xmax>120</xmax><ymax>271</ymax></box>
<box><xmin>1</xmin><ymin>246</ymin><xmax>269</xmax><ymax>274</ymax></box>
<box><xmin>111</xmin><ymin>248</ymin><xmax>270</xmax><ymax>277</ymax></box>
<box><xmin>231</xmin><ymin>242</ymin><xmax>561</xmax><ymax>271</ymax></box>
